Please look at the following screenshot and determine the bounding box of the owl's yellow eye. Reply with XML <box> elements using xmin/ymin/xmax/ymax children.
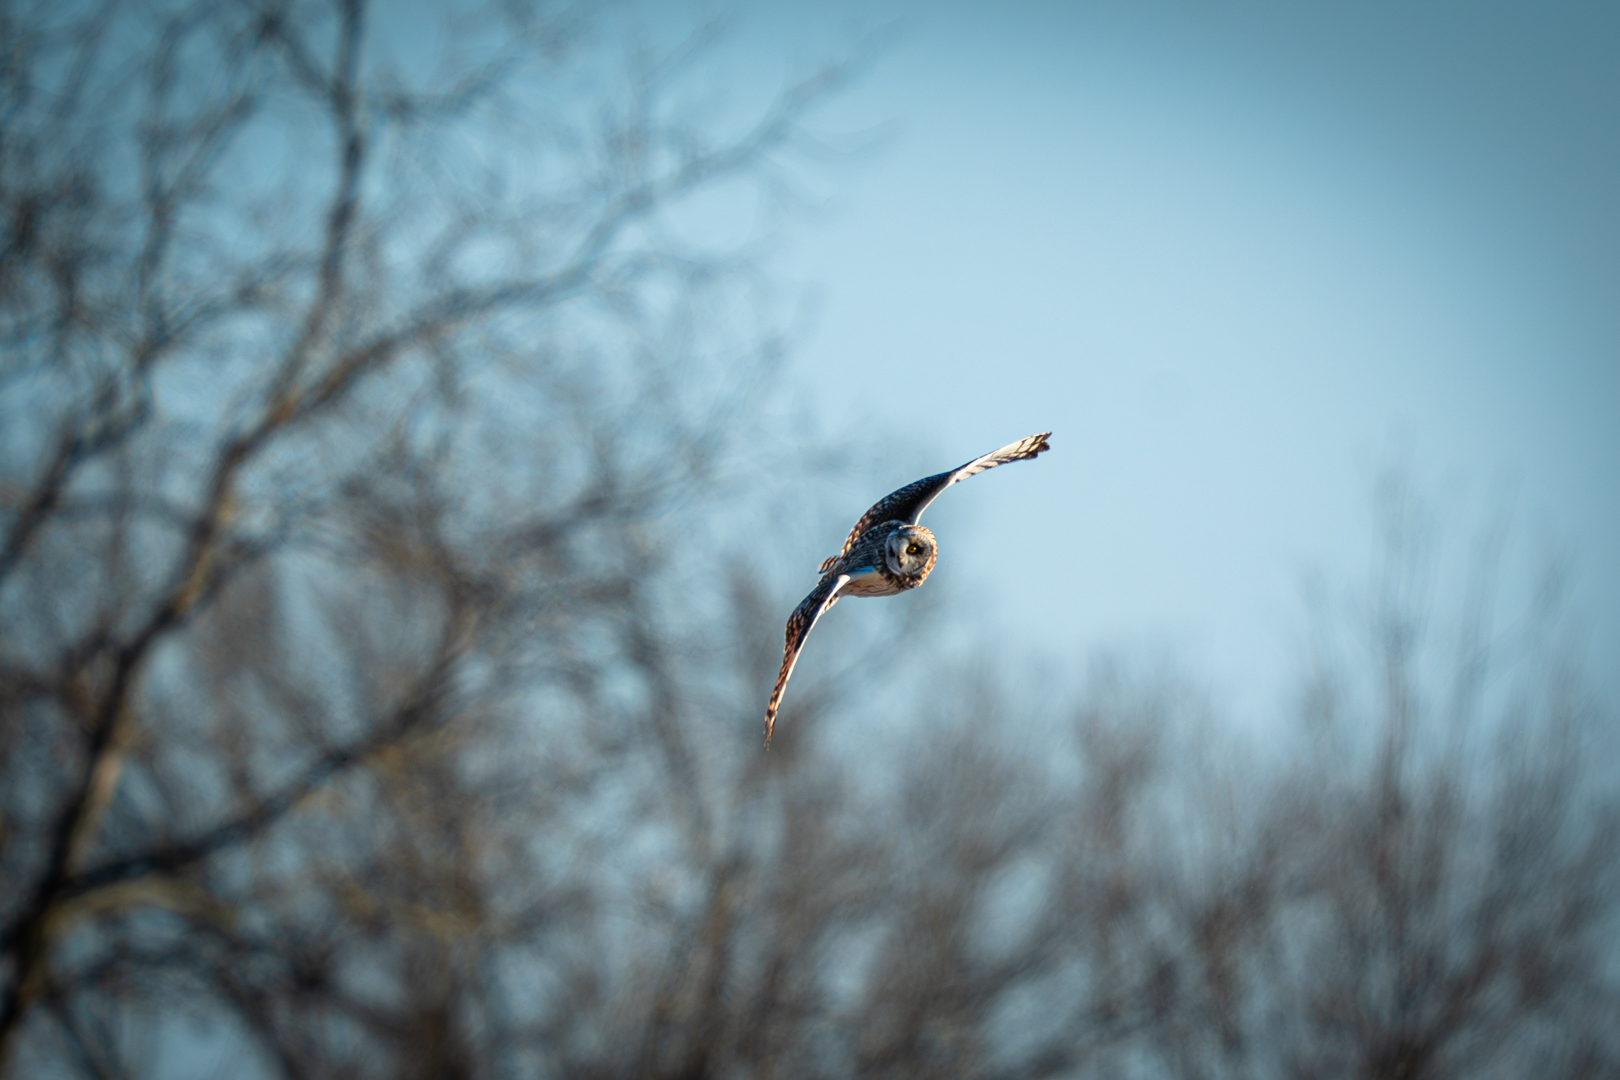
<box><xmin>907</xmin><ymin>545</ymin><xmax>920</xmax><ymax>555</ymax></box>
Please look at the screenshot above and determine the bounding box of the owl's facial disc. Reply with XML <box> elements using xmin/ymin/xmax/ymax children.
<box><xmin>885</xmin><ymin>527</ymin><xmax>934</xmax><ymax>575</ymax></box>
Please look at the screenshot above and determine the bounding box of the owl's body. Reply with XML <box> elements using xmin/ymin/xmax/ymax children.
<box><xmin>763</xmin><ymin>432</ymin><xmax>1051</xmax><ymax>748</ymax></box>
<box><xmin>831</xmin><ymin>521</ymin><xmax>938</xmax><ymax>596</ymax></box>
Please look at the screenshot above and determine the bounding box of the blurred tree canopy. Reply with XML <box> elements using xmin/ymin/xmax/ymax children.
<box><xmin>1</xmin><ymin>2</ymin><xmax>1617</xmax><ymax>1078</ymax></box>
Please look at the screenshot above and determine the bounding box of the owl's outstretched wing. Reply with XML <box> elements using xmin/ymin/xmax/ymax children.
<box><xmin>820</xmin><ymin>432</ymin><xmax>1052</xmax><ymax>573</ymax></box>
<box><xmin>764</xmin><ymin>570</ymin><xmax>866</xmax><ymax>749</ymax></box>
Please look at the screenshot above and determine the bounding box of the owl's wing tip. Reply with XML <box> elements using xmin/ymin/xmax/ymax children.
<box><xmin>1002</xmin><ymin>431</ymin><xmax>1051</xmax><ymax>463</ymax></box>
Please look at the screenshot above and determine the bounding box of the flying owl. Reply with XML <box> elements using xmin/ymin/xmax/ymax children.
<box><xmin>763</xmin><ymin>431</ymin><xmax>1053</xmax><ymax>748</ymax></box>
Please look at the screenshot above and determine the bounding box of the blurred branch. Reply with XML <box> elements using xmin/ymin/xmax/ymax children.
<box><xmin>62</xmin><ymin>601</ymin><xmax>472</xmax><ymax>903</ymax></box>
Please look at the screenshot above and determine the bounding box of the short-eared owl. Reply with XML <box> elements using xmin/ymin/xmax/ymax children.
<box><xmin>763</xmin><ymin>432</ymin><xmax>1052</xmax><ymax>748</ymax></box>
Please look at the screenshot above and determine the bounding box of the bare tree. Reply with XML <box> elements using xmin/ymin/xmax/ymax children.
<box><xmin>482</xmin><ymin>496</ymin><xmax>1619</xmax><ymax>1080</ymax></box>
<box><xmin>0</xmin><ymin>1</ymin><xmax>865</xmax><ymax>1074</ymax></box>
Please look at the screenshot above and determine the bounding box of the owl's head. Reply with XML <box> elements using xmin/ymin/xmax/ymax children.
<box><xmin>885</xmin><ymin>524</ymin><xmax>937</xmax><ymax>578</ymax></box>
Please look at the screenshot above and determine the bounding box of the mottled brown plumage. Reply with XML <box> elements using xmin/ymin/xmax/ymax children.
<box><xmin>764</xmin><ymin>432</ymin><xmax>1051</xmax><ymax>748</ymax></box>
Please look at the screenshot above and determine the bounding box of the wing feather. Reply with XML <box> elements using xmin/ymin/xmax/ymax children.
<box><xmin>764</xmin><ymin>572</ymin><xmax>857</xmax><ymax>749</ymax></box>
<box><xmin>826</xmin><ymin>432</ymin><xmax>1052</xmax><ymax>565</ymax></box>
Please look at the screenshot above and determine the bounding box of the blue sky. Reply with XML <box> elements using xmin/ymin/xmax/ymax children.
<box><xmin>738</xmin><ymin>0</ymin><xmax>1620</xmax><ymax>718</ymax></box>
